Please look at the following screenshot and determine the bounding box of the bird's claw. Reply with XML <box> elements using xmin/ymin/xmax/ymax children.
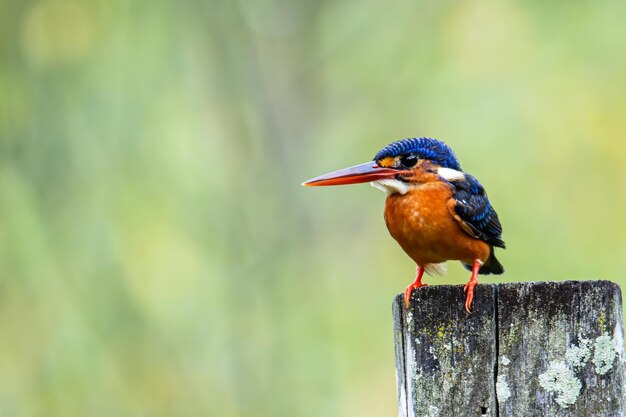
<box><xmin>404</xmin><ymin>282</ymin><xmax>428</xmax><ymax>307</ymax></box>
<box><xmin>404</xmin><ymin>267</ymin><xmax>426</xmax><ymax>308</ymax></box>
<box><xmin>463</xmin><ymin>260</ymin><xmax>481</xmax><ymax>313</ymax></box>
<box><xmin>464</xmin><ymin>281</ymin><xmax>477</xmax><ymax>313</ymax></box>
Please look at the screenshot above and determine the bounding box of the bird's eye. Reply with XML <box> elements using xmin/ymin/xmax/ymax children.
<box><xmin>399</xmin><ymin>154</ymin><xmax>418</xmax><ymax>168</ymax></box>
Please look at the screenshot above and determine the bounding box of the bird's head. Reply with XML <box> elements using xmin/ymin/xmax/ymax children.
<box><xmin>303</xmin><ymin>137</ymin><xmax>463</xmax><ymax>194</ymax></box>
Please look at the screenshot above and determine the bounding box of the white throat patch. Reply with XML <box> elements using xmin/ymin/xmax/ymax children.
<box><xmin>370</xmin><ymin>179</ymin><xmax>410</xmax><ymax>195</ymax></box>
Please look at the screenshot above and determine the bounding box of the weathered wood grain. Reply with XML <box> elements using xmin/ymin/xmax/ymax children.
<box><xmin>393</xmin><ymin>284</ymin><xmax>498</xmax><ymax>417</ymax></box>
<box><xmin>393</xmin><ymin>280</ymin><xmax>625</xmax><ymax>417</ymax></box>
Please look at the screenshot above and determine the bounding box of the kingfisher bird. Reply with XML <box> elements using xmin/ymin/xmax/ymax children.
<box><xmin>303</xmin><ymin>137</ymin><xmax>505</xmax><ymax>313</ymax></box>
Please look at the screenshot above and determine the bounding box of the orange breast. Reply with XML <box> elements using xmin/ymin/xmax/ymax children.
<box><xmin>384</xmin><ymin>181</ymin><xmax>490</xmax><ymax>266</ymax></box>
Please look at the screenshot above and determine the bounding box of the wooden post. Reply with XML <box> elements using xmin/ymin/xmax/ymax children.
<box><xmin>393</xmin><ymin>280</ymin><xmax>625</xmax><ymax>417</ymax></box>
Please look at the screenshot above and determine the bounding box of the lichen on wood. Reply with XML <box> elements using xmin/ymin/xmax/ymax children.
<box><xmin>393</xmin><ymin>280</ymin><xmax>625</xmax><ymax>417</ymax></box>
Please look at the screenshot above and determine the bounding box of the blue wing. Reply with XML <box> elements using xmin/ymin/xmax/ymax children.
<box><xmin>448</xmin><ymin>173</ymin><xmax>505</xmax><ymax>249</ymax></box>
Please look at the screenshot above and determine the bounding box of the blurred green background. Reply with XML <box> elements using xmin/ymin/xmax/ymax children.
<box><xmin>1</xmin><ymin>0</ymin><xmax>626</xmax><ymax>416</ymax></box>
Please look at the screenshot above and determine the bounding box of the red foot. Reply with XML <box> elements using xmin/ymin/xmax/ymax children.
<box><xmin>464</xmin><ymin>260</ymin><xmax>481</xmax><ymax>313</ymax></box>
<box><xmin>404</xmin><ymin>266</ymin><xmax>427</xmax><ymax>307</ymax></box>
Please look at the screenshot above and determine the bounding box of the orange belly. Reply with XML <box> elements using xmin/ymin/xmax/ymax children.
<box><xmin>384</xmin><ymin>181</ymin><xmax>490</xmax><ymax>266</ymax></box>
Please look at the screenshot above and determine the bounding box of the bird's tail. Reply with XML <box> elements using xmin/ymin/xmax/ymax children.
<box><xmin>481</xmin><ymin>250</ymin><xmax>504</xmax><ymax>275</ymax></box>
<box><xmin>464</xmin><ymin>250</ymin><xmax>504</xmax><ymax>275</ymax></box>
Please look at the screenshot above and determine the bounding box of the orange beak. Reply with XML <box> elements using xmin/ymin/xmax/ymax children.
<box><xmin>302</xmin><ymin>162</ymin><xmax>407</xmax><ymax>187</ymax></box>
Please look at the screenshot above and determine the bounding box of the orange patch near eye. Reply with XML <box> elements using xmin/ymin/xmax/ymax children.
<box><xmin>377</xmin><ymin>157</ymin><xmax>397</xmax><ymax>168</ymax></box>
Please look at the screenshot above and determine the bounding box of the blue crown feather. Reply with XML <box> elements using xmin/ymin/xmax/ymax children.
<box><xmin>373</xmin><ymin>137</ymin><xmax>462</xmax><ymax>171</ymax></box>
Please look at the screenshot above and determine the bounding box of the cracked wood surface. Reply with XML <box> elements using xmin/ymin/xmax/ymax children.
<box><xmin>393</xmin><ymin>281</ymin><xmax>625</xmax><ymax>417</ymax></box>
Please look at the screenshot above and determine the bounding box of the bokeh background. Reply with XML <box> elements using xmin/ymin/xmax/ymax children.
<box><xmin>1</xmin><ymin>0</ymin><xmax>626</xmax><ymax>416</ymax></box>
